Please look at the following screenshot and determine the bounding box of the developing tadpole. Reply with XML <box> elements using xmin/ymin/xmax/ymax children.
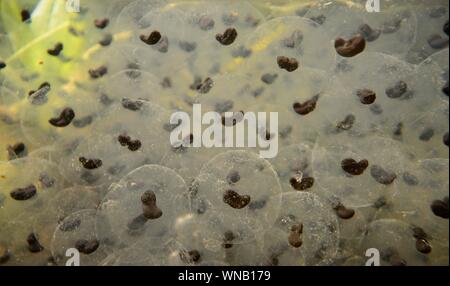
<box><xmin>341</xmin><ymin>158</ymin><xmax>368</xmax><ymax>175</ymax></box>
<box><xmin>216</xmin><ymin>28</ymin><xmax>238</xmax><ymax>45</ymax></box>
<box><xmin>79</xmin><ymin>157</ymin><xmax>103</xmax><ymax>170</ymax></box>
<box><xmin>49</xmin><ymin>108</ymin><xmax>75</xmax><ymax>127</ymax></box>
<box><xmin>334</xmin><ymin>35</ymin><xmax>366</xmax><ymax>57</ymax></box>
<box><xmin>277</xmin><ymin>56</ymin><xmax>299</xmax><ymax>72</ymax></box>
<box><xmin>288</xmin><ymin>223</ymin><xmax>303</xmax><ymax>248</ymax></box>
<box><xmin>223</xmin><ymin>189</ymin><xmax>251</xmax><ymax>209</ymax></box>
<box><xmin>293</xmin><ymin>95</ymin><xmax>319</xmax><ymax>115</ymax></box>
<box><xmin>10</xmin><ymin>184</ymin><xmax>37</xmax><ymax>201</ymax></box>
<box><xmin>141</xmin><ymin>190</ymin><xmax>163</xmax><ymax>219</ymax></box>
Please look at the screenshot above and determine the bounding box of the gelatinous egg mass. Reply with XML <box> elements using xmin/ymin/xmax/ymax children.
<box><xmin>0</xmin><ymin>0</ymin><xmax>448</xmax><ymax>266</ymax></box>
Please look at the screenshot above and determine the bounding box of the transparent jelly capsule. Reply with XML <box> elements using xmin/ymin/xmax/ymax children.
<box><xmin>0</xmin><ymin>157</ymin><xmax>65</xmax><ymax>222</ymax></box>
<box><xmin>20</xmin><ymin>87</ymin><xmax>102</xmax><ymax>147</ymax></box>
<box><xmin>237</xmin><ymin>67</ymin><xmax>329</xmax><ymax>146</ymax></box>
<box><xmin>316</xmin><ymin>76</ymin><xmax>403</xmax><ymax>139</ymax></box>
<box><xmin>303</xmin><ymin>0</ymin><xmax>367</xmax><ymax>39</ymax></box>
<box><xmin>414</xmin><ymin>48</ymin><xmax>449</xmax><ymax>103</ymax></box>
<box><xmin>354</xmin><ymin>1</ymin><xmax>417</xmax><ymax>58</ymax></box>
<box><xmin>0</xmin><ymin>158</ymin><xmax>65</xmax><ymax>265</ymax></box>
<box><xmin>160</xmin><ymin>146</ymin><xmax>225</xmax><ymax>186</ymax></box>
<box><xmin>112</xmin><ymin>0</ymin><xmax>167</xmax><ymax>32</ymax></box>
<box><xmin>249</xmin><ymin>101</ymin><xmax>320</xmax><ymax>149</ymax></box>
<box><xmin>166</xmin><ymin>0</ymin><xmax>265</xmax><ymax>75</ymax></box>
<box><xmin>27</xmin><ymin>145</ymin><xmax>55</xmax><ymax>162</ymax></box>
<box><xmin>361</xmin><ymin>219</ymin><xmax>445</xmax><ymax>266</ymax></box>
<box><xmin>114</xmin><ymin>4</ymin><xmax>192</xmax><ymax>81</ymax></box>
<box><xmin>195</xmin><ymin>74</ymin><xmax>256</xmax><ymax>112</ymax></box>
<box><xmin>406</xmin><ymin>1</ymin><xmax>449</xmax><ymax>64</ymax></box>
<box><xmin>58</xmin><ymin>133</ymin><xmax>142</xmax><ymax>187</ymax></box>
<box><xmin>330</xmin><ymin>52</ymin><xmax>420</xmax><ymax>135</ymax></box>
<box><xmin>0</xmin><ymin>214</ymin><xmax>52</xmax><ymax>266</ymax></box>
<box><xmin>51</xmin><ymin>209</ymin><xmax>106</xmax><ymax>266</ymax></box>
<box><xmin>399</xmin><ymin>101</ymin><xmax>448</xmax><ymax>160</ymax></box>
<box><xmin>47</xmin><ymin>186</ymin><xmax>102</xmax><ymax>224</ymax></box>
<box><xmin>238</xmin><ymin>16</ymin><xmax>335</xmax><ymax>73</ymax></box>
<box><xmin>167</xmin><ymin>219</ymin><xmax>225</xmax><ymax>266</ymax></box>
<box><xmin>171</xmin><ymin>212</ymin><xmax>267</xmax><ymax>265</ymax></box>
<box><xmin>312</xmin><ymin>135</ymin><xmax>407</xmax><ymax>208</ymax></box>
<box><xmin>379</xmin><ymin>159</ymin><xmax>449</xmax><ymax>246</ymax></box>
<box><xmin>191</xmin><ymin>150</ymin><xmax>282</xmax><ymax>232</ymax></box>
<box><xmin>98</xmin><ymin>69</ymin><xmax>175</xmax><ymax>109</ymax></box>
<box><xmin>29</xmin><ymin>185</ymin><xmax>103</xmax><ymax>264</ymax></box>
<box><xmin>239</xmin><ymin>65</ymin><xmax>328</xmax><ymax>108</ymax></box>
<box><xmin>92</xmin><ymin>100</ymin><xmax>172</xmax><ymax>161</ymax></box>
<box><xmin>262</xmin><ymin>192</ymin><xmax>339</xmax><ymax>266</ymax></box>
<box><xmin>0</xmin><ymin>125</ymin><xmax>31</xmax><ymax>162</ymax></box>
<box><xmin>334</xmin><ymin>205</ymin><xmax>369</xmax><ymax>257</ymax></box>
<box><xmin>269</xmin><ymin>142</ymin><xmax>316</xmax><ymax>192</ymax></box>
<box><xmin>96</xmin><ymin>164</ymin><xmax>188</xmax><ymax>250</ymax></box>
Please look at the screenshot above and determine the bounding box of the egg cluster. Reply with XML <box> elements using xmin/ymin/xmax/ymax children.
<box><xmin>0</xmin><ymin>0</ymin><xmax>448</xmax><ymax>266</ymax></box>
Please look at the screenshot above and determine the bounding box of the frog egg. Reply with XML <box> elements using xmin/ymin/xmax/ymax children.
<box><xmin>316</xmin><ymin>75</ymin><xmax>414</xmax><ymax>140</ymax></box>
<box><xmin>312</xmin><ymin>135</ymin><xmax>408</xmax><ymax>208</ymax></box>
<box><xmin>249</xmin><ymin>101</ymin><xmax>320</xmax><ymax>148</ymax></box>
<box><xmin>334</xmin><ymin>206</ymin><xmax>369</xmax><ymax>259</ymax></box>
<box><xmin>269</xmin><ymin>142</ymin><xmax>316</xmax><ymax>192</ymax></box>
<box><xmin>98</xmin><ymin>69</ymin><xmax>174</xmax><ymax>109</ymax></box>
<box><xmin>191</xmin><ymin>150</ymin><xmax>282</xmax><ymax>233</ymax></box>
<box><xmin>353</xmin><ymin>2</ymin><xmax>417</xmax><ymax>58</ymax></box>
<box><xmin>167</xmin><ymin>216</ymin><xmax>226</xmax><ymax>265</ymax></box>
<box><xmin>262</xmin><ymin>192</ymin><xmax>339</xmax><ymax>266</ymax></box>
<box><xmin>58</xmin><ymin>133</ymin><xmax>139</xmax><ymax>187</ymax></box>
<box><xmin>238</xmin><ymin>67</ymin><xmax>330</xmax><ymax>145</ymax></box>
<box><xmin>113</xmin><ymin>4</ymin><xmax>193</xmax><ymax>81</ymax></box>
<box><xmin>20</xmin><ymin>87</ymin><xmax>102</xmax><ymax>147</ymax></box>
<box><xmin>96</xmin><ymin>164</ymin><xmax>188</xmax><ymax>250</ymax></box>
<box><xmin>51</xmin><ymin>209</ymin><xmax>106</xmax><ymax>266</ymax></box>
<box><xmin>331</xmin><ymin>53</ymin><xmax>424</xmax><ymax>132</ymax></box>
<box><xmin>47</xmin><ymin>136</ymin><xmax>86</xmax><ymax>166</ymax></box>
<box><xmin>399</xmin><ymin>101</ymin><xmax>448</xmax><ymax>159</ymax></box>
<box><xmin>112</xmin><ymin>0</ymin><xmax>167</xmax><ymax>32</ymax></box>
<box><xmin>171</xmin><ymin>212</ymin><xmax>267</xmax><ymax>265</ymax></box>
<box><xmin>223</xmin><ymin>239</ymin><xmax>267</xmax><ymax>266</ymax></box>
<box><xmin>47</xmin><ymin>186</ymin><xmax>102</xmax><ymax>224</ymax></box>
<box><xmin>0</xmin><ymin>214</ymin><xmax>52</xmax><ymax>265</ymax></box>
<box><xmin>361</xmin><ymin>219</ymin><xmax>445</xmax><ymax>266</ymax></box>
<box><xmin>162</xmin><ymin>0</ymin><xmax>265</xmax><ymax>76</ymax></box>
<box><xmin>0</xmin><ymin>158</ymin><xmax>65</xmax><ymax>265</ymax></box>
<box><xmin>160</xmin><ymin>146</ymin><xmax>224</xmax><ymax>185</ymax></box>
<box><xmin>0</xmin><ymin>124</ymin><xmax>31</xmax><ymax>162</ymax></box>
<box><xmin>196</xmin><ymin>73</ymin><xmax>262</xmax><ymax>112</ymax></box>
<box><xmin>239</xmin><ymin>65</ymin><xmax>328</xmax><ymax>108</ymax></box>
<box><xmin>24</xmin><ymin>185</ymin><xmax>101</xmax><ymax>264</ymax></box>
<box><xmin>302</xmin><ymin>0</ymin><xmax>366</xmax><ymax>39</ymax></box>
<box><xmin>239</xmin><ymin>16</ymin><xmax>335</xmax><ymax>73</ymax></box>
<box><xmin>406</xmin><ymin>2</ymin><xmax>449</xmax><ymax>64</ymax></box>
<box><xmin>414</xmin><ymin>48</ymin><xmax>449</xmax><ymax>103</ymax></box>
<box><xmin>379</xmin><ymin>159</ymin><xmax>449</xmax><ymax>246</ymax></box>
<box><xmin>0</xmin><ymin>157</ymin><xmax>65</xmax><ymax>222</ymax></box>
<box><xmin>92</xmin><ymin>100</ymin><xmax>172</xmax><ymax>163</ymax></box>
